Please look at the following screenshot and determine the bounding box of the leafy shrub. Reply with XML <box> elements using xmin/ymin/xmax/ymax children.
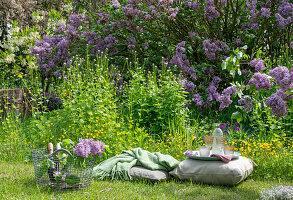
<box><xmin>123</xmin><ymin>69</ymin><xmax>189</xmax><ymax>136</ymax></box>
<box><xmin>37</xmin><ymin>92</ymin><xmax>63</xmax><ymax>111</ymax></box>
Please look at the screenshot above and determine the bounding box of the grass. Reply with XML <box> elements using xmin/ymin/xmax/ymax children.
<box><xmin>1</xmin><ymin>161</ymin><xmax>293</xmax><ymax>200</ymax></box>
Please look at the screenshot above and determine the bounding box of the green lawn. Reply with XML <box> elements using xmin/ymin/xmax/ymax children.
<box><xmin>1</xmin><ymin>161</ymin><xmax>292</xmax><ymax>200</ymax></box>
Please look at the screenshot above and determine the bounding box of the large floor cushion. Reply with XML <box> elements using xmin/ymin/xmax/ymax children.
<box><xmin>169</xmin><ymin>156</ymin><xmax>256</xmax><ymax>186</ymax></box>
<box><xmin>129</xmin><ymin>166</ymin><xmax>169</xmax><ymax>181</ymax></box>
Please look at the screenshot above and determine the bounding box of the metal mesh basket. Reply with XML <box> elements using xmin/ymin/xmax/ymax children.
<box><xmin>31</xmin><ymin>148</ymin><xmax>95</xmax><ymax>189</ymax></box>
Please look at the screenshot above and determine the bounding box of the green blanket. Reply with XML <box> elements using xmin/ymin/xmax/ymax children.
<box><xmin>92</xmin><ymin>148</ymin><xmax>180</xmax><ymax>180</ymax></box>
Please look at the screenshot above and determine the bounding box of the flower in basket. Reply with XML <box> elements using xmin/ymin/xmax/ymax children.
<box><xmin>73</xmin><ymin>138</ymin><xmax>105</xmax><ymax>158</ymax></box>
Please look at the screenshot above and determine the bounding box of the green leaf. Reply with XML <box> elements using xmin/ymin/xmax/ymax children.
<box><xmin>237</xmin><ymin>69</ymin><xmax>242</xmax><ymax>75</ymax></box>
<box><xmin>231</xmin><ymin>111</ymin><xmax>243</xmax><ymax>123</ymax></box>
<box><xmin>221</xmin><ymin>61</ymin><xmax>227</xmax><ymax>70</ymax></box>
<box><xmin>236</xmin><ymin>52</ymin><xmax>243</xmax><ymax>59</ymax></box>
<box><xmin>230</xmin><ymin>70</ymin><xmax>235</xmax><ymax>76</ymax></box>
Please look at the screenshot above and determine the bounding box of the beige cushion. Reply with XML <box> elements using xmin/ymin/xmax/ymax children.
<box><xmin>129</xmin><ymin>166</ymin><xmax>168</xmax><ymax>181</ymax></box>
<box><xmin>169</xmin><ymin>156</ymin><xmax>256</xmax><ymax>185</ymax></box>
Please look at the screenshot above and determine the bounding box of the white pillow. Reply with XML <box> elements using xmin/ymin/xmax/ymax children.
<box><xmin>129</xmin><ymin>166</ymin><xmax>168</xmax><ymax>181</ymax></box>
<box><xmin>169</xmin><ymin>156</ymin><xmax>256</xmax><ymax>185</ymax></box>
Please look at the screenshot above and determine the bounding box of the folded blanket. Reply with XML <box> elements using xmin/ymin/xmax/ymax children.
<box><xmin>92</xmin><ymin>148</ymin><xmax>180</xmax><ymax>180</ymax></box>
<box><xmin>210</xmin><ymin>154</ymin><xmax>233</xmax><ymax>163</ymax></box>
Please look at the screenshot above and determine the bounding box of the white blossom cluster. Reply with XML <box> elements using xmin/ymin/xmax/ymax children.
<box><xmin>260</xmin><ymin>186</ymin><xmax>293</xmax><ymax>200</ymax></box>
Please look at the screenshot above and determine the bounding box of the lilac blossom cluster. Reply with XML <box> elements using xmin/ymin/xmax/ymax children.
<box><xmin>30</xmin><ymin>14</ymin><xmax>84</xmax><ymax>79</ymax></box>
<box><xmin>206</xmin><ymin>76</ymin><xmax>221</xmax><ymax>102</ymax></box>
<box><xmin>264</xmin><ymin>66</ymin><xmax>293</xmax><ymax>117</ymax></box>
<box><xmin>82</xmin><ymin>32</ymin><xmax>118</xmax><ymax>56</ymax></box>
<box><xmin>74</xmin><ymin>138</ymin><xmax>105</xmax><ymax>158</ymax></box>
<box><xmin>111</xmin><ymin>0</ymin><xmax>121</xmax><ymax>9</ymax></box>
<box><xmin>275</xmin><ymin>0</ymin><xmax>293</xmax><ymax>29</ymax></box>
<box><xmin>260</xmin><ymin>0</ymin><xmax>271</xmax><ymax>19</ymax></box>
<box><xmin>233</xmin><ymin>38</ymin><xmax>242</xmax><ymax>48</ymax></box>
<box><xmin>250</xmin><ymin>58</ymin><xmax>266</xmax><ymax>71</ymax></box>
<box><xmin>184</xmin><ymin>150</ymin><xmax>197</xmax><ymax>156</ymax></box>
<box><xmin>248</xmin><ymin>72</ymin><xmax>273</xmax><ymax>90</ymax></box>
<box><xmin>126</xmin><ymin>37</ymin><xmax>136</xmax><ymax>50</ymax></box>
<box><xmin>204</xmin><ymin>0</ymin><xmax>221</xmax><ymax>21</ymax></box>
<box><xmin>192</xmin><ymin>94</ymin><xmax>204</xmax><ymax>106</ymax></box>
<box><xmin>265</xmin><ymin>92</ymin><xmax>288</xmax><ymax>117</ymax></box>
<box><xmin>170</xmin><ymin>41</ymin><xmax>196</xmax><ymax>81</ymax></box>
<box><xmin>268</xmin><ymin>66</ymin><xmax>292</xmax><ymax>91</ymax></box>
<box><xmin>186</xmin><ymin>1</ymin><xmax>200</xmax><ymax>10</ymax></box>
<box><xmin>247</xmin><ymin>0</ymin><xmax>259</xmax><ymax>29</ymax></box>
<box><xmin>238</xmin><ymin>97</ymin><xmax>253</xmax><ymax>111</ymax></box>
<box><xmin>185</xmin><ymin>81</ymin><xmax>196</xmax><ymax>92</ymax></box>
<box><xmin>217</xmin><ymin>86</ymin><xmax>237</xmax><ymax>111</ymax></box>
<box><xmin>203</xmin><ymin>40</ymin><xmax>228</xmax><ymax>60</ymax></box>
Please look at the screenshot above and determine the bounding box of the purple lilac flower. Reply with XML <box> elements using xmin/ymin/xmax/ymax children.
<box><xmin>170</xmin><ymin>41</ymin><xmax>193</xmax><ymax>77</ymax></box>
<box><xmin>275</xmin><ymin>13</ymin><xmax>292</xmax><ymax>29</ymax></box>
<box><xmin>250</xmin><ymin>58</ymin><xmax>266</xmax><ymax>71</ymax></box>
<box><xmin>261</xmin><ymin>7</ymin><xmax>271</xmax><ymax>18</ymax></box>
<box><xmin>247</xmin><ymin>0</ymin><xmax>259</xmax><ymax>29</ymax></box>
<box><xmin>222</xmin><ymin>85</ymin><xmax>237</xmax><ymax>95</ymax></box>
<box><xmin>111</xmin><ymin>0</ymin><xmax>121</xmax><ymax>8</ymax></box>
<box><xmin>291</xmin><ymin>42</ymin><xmax>293</xmax><ymax>49</ymax></box>
<box><xmin>184</xmin><ymin>150</ymin><xmax>197</xmax><ymax>156</ymax></box>
<box><xmin>269</xmin><ymin>66</ymin><xmax>292</xmax><ymax>91</ymax></box>
<box><xmin>278</xmin><ymin>0</ymin><xmax>293</xmax><ymax>17</ymax></box>
<box><xmin>142</xmin><ymin>42</ymin><xmax>149</xmax><ymax>50</ymax></box>
<box><xmin>203</xmin><ymin>40</ymin><xmax>228</xmax><ymax>60</ymax></box>
<box><xmin>126</xmin><ymin>37</ymin><xmax>136</xmax><ymax>50</ymax></box>
<box><xmin>90</xmin><ymin>140</ymin><xmax>105</xmax><ymax>158</ymax></box>
<box><xmin>188</xmin><ymin>32</ymin><xmax>196</xmax><ymax>40</ymax></box>
<box><xmin>276</xmin><ymin>89</ymin><xmax>293</xmax><ymax>100</ymax></box>
<box><xmin>212</xmin><ymin>76</ymin><xmax>221</xmax><ymax>86</ymax></box>
<box><xmin>233</xmin><ymin>38</ymin><xmax>242</xmax><ymax>47</ymax></box>
<box><xmin>207</xmin><ymin>85</ymin><xmax>220</xmax><ymax>101</ymax></box>
<box><xmin>207</xmin><ymin>67</ymin><xmax>214</xmax><ymax>74</ymax></box>
<box><xmin>192</xmin><ymin>93</ymin><xmax>204</xmax><ymax>106</ymax></box>
<box><xmin>69</xmin><ymin>14</ymin><xmax>82</xmax><ymax>27</ymax></box>
<box><xmin>204</xmin><ymin>0</ymin><xmax>220</xmax><ymax>21</ymax></box>
<box><xmin>238</xmin><ymin>97</ymin><xmax>253</xmax><ymax>111</ymax></box>
<box><xmin>144</xmin><ymin>14</ymin><xmax>153</xmax><ymax>20</ymax></box>
<box><xmin>206</xmin><ymin>76</ymin><xmax>221</xmax><ymax>101</ymax></box>
<box><xmin>241</xmin><ymin>69</ymin><xmax>250</xmax><ymax>76</ymax></box>
<box><xmin>167</xmin><ymin>7</ymin><xmax>179</xmax><ymax>21</ymax></box>
<box><xmin>217</xmin><ymin>86</ymin><xmax>237</xmax><ymax>111</ymax></box>
<box><xmin>248</xmin><ymin>72</ymin><xmax>273</xmax><ymax>90</ymax></box>
<box><xmin>185</xmin><ymin>81</ymin><xmax>196</xmax><ymax>92</ymax></box>
<box><xmin>187</xmin><ymin>1</ymin><xmax>200</xmax><ymax>10</ymax></box>
<box><xmin>53</xmin><ymin>70</ymin><xmax>62</xmax><ymax>79</ymax></box>
<box><xmin>265</xmin><ymin>92</ymin><xmax>288</xmax><ymax>117</ymax></box>
<box><xmin>74</xmin><ymin>138</ymin><xmax>105</xmax><ymax>158</ymax></box>
<box><xmin>123</xmin><ymin>4</ymin><xmax>142</xmax><ymax>18</ymax></box>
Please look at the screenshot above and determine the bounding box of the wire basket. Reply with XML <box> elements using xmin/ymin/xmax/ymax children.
<box><xmin>31</xmin><ymin>148</ymin><xmax>95</xmax><ymax>190</ymax></box>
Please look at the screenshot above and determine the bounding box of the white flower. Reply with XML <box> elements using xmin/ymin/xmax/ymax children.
<box><xmin>5</xmin><ymin>53</ymin><xmax>15</xmax><ymax>64</ymax></box>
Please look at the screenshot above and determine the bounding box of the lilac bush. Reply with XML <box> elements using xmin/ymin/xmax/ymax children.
<box><xmin>29</xmin><ymin>0</ymin><xmax>292</xmax><ymax>115</ymax></box>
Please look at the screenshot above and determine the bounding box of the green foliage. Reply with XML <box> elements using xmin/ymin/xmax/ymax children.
<box><xmin>123</xmin><ymin>68</ymin><xmax>189</xmax><ymax>136</ymax></box>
